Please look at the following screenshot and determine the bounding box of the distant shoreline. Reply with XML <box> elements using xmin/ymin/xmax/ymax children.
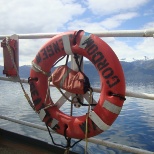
<box><xmin>0</xmin><ymin>59</ymin><xmax>154</xmax><ymax>83</ymax></box>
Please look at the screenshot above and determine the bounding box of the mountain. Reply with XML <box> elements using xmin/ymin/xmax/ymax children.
<box><xmin>120</xmin><ymin>59</ymin><xmax>154</xmax><ymax>83</ymax></box>
<box><xmin>82</xmin><ymin>60</ymin><xmax>154</xmax><ymax>84</ymax></box>
<box><xmin>0</xmin><ymin>59</ymin><xmax>154</xmax><ymax>84</ymax></box>
<box><xmin>0</xmin><ymin>65</ymin><xmax>31</xmax><ymax>79</ymax></box>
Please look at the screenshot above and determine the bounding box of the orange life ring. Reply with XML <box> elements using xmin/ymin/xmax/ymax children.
<box><xmin>29</xmin><ymin>30</ymin><xmax>125</xmax><ymax>139</ymax></box>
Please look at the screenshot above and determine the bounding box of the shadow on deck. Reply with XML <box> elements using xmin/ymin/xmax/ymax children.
<box><xmin>0</xmin><ymin>128</ymin><xmax>77</xmax><ymax>154</ymax></box>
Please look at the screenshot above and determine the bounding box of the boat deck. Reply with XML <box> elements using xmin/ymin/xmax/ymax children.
<box><xmin>0</xmin><ymin>144</ymin><xmax>32</xmax><ymax>154</ymax></box>
<box><xmin>0</xmin><ymin>128</ymin><xmax>77</xmax><ymax>154</ymax></box>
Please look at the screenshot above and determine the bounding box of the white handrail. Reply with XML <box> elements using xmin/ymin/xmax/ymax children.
<box><xmin>0</xmin><ymin>115</ymin><xmax>153</xmax><ymax>154</ymax></box>
<box><xmin>0</xmin><ymin>29</ymin><xmax>154</xmax><ymax>39</ymax></box>
<box><xmin>87</xmin><ymin>138</ymin><xmax>154</xmax><ymax>154</ymax></box>
<box><xmin>0</xmin><ymin>76</ymin><xmax>154</xmax><ymax>100</ymax></box>
<box><xmin>93</xmin><ymin>87</ymin><xmax>154</xmax><ymax>100</ymax></box>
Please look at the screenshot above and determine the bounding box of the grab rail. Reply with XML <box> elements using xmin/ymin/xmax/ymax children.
<box><xmin>0</xmin><ymin>29</ymin><xmax>154</xmax><ymax>40</ymax></box>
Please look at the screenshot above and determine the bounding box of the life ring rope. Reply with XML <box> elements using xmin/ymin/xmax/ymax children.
<box><xmin>32</xmin><ymin>61</ymin><xmax>50</xmax><ymax>76</ymax></box>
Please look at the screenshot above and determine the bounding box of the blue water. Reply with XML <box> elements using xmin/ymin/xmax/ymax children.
<box><xmin>0</xmin><ymin>80</ymin><xmax>154</xmax><ymax>154</ymax></box>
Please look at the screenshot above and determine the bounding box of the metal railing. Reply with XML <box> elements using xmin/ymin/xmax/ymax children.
<box><xmin>0</xmin><ymin>29</ymin><xmax>154</xmax><ymax>154</ymax></box>
<box><xmin>0</xmin><ymin>29</ymin><xmax>154</xmax><ymax>39</ymax></box>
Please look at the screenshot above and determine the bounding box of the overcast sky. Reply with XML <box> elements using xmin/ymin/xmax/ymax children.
<box><xmin>0</xmin><ymin>0</ymin><xmax>154</xmax><ymax>66</ymax></box>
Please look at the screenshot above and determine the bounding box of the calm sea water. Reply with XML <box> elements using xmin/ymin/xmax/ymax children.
<box><xmin>0</xmin><ymin>80</ymin><xmax>154</xmax><ymax>154</ymax></box>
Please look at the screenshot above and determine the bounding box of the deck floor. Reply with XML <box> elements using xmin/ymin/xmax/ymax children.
<box><xmin>0</xmin><ymin>144</ymin><xmax>31</xmax><ymax>154</ymax></box>
<box><xmin>0</xmin><ymin>137</ymin><xmax>60</xmax><ymax>154</ymax></box>
<box><xmin>0</xmin><ymin>128</ymin><xmax>77</xmax><ymax>154</ymax></box>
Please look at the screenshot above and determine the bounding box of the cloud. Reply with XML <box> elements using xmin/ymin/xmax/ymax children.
<box><xmin>66</xmin><ymin>19</ymin><xmax>106</xmax><ymax>32</ymax></box>
<box><xmin>86</xmin><ymin>0</ymin><xmax>149</xmax><ymax>15</ymax></box>
<box><xmin>142</xmin><ymin>22</ymin><xmax>154</xmax><ymax>29</ymax></box>
<box><xmin>66</xmin><ymin>12</ymin><xmax>138</xmax><ymax>31</ymax></box>
<box><xmin>0</xmin><ymin>39</ymin><xmax>45</xmax><ymax>66</ymax></box>
<box><xmin>135</xmin><ymin>38</ymin><xmax>154</xmax><ymax>59</ymax></box>
<box><xmin>0</xmin><ymin>0</ymin><xmax>85</xmax><ymax>34</ymax></box>
<box><xmin>18</xmin><ymin>39</ymin><xmax>47</xmax><ymax>65</ymax></box>
<box><xmin>102</xmin><ymin>21</ymin><xmax>154</xmax><ymax>61</ymax></box>
<box><xmin>105</xmin><ymin>38</ymin><xmax>138</xmax><ymax>61</ymax></box>
<box><xmin>104</xmin><ymin>36</ymin><xmax>154</xmax><ymax>62</ymax></box>
<box><xmin>100</xmin><ymin>12</ymin><xmax>138</xmax><ymax>29</ymax></box>
<box><xmin>143</xmin><ymin>4</ymin><xmax>154</xmax><ymax>16</ymax></box>
<box><xmin>0</xmin><ymin>0</ymin><xmax>153</xmax><ymax>66</ymax></box>
<box><xmin>0</xmin><ymin>0</ymin><xmax>86</xmax><ymax>65</ymax></box>
<box><xmin>132</xmin><ymin>22</ymin><xmax>154</xmax><ymax>60</ymax></box>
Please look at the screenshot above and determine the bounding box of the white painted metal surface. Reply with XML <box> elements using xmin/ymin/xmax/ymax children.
<box><xmin>0</xmin><ymin>29</ymin><xmax>154</xmax><ymax>40</ymax></box>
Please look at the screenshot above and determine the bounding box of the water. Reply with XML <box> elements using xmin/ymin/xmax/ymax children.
<box><xmin>0</xmin><ymin>80</ymin><xmax>154</xmax><ymax>154</ymax></box>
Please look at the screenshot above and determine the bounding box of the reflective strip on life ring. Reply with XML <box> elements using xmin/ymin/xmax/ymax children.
<box><xmin>62</xmin><ymin>35</ymin><xmax>73</xmax><ymax>55</ymax></box>
<box><xmin>29</xmin><ymin>30</ymin><xmax>125</xmax><ymax>139</ymax></box>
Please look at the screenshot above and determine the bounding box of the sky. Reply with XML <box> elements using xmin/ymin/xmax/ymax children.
<box><xmin>0</xmin><ymin>0</ymin><xmax>154</xmax><ymax>66</ymax></box>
